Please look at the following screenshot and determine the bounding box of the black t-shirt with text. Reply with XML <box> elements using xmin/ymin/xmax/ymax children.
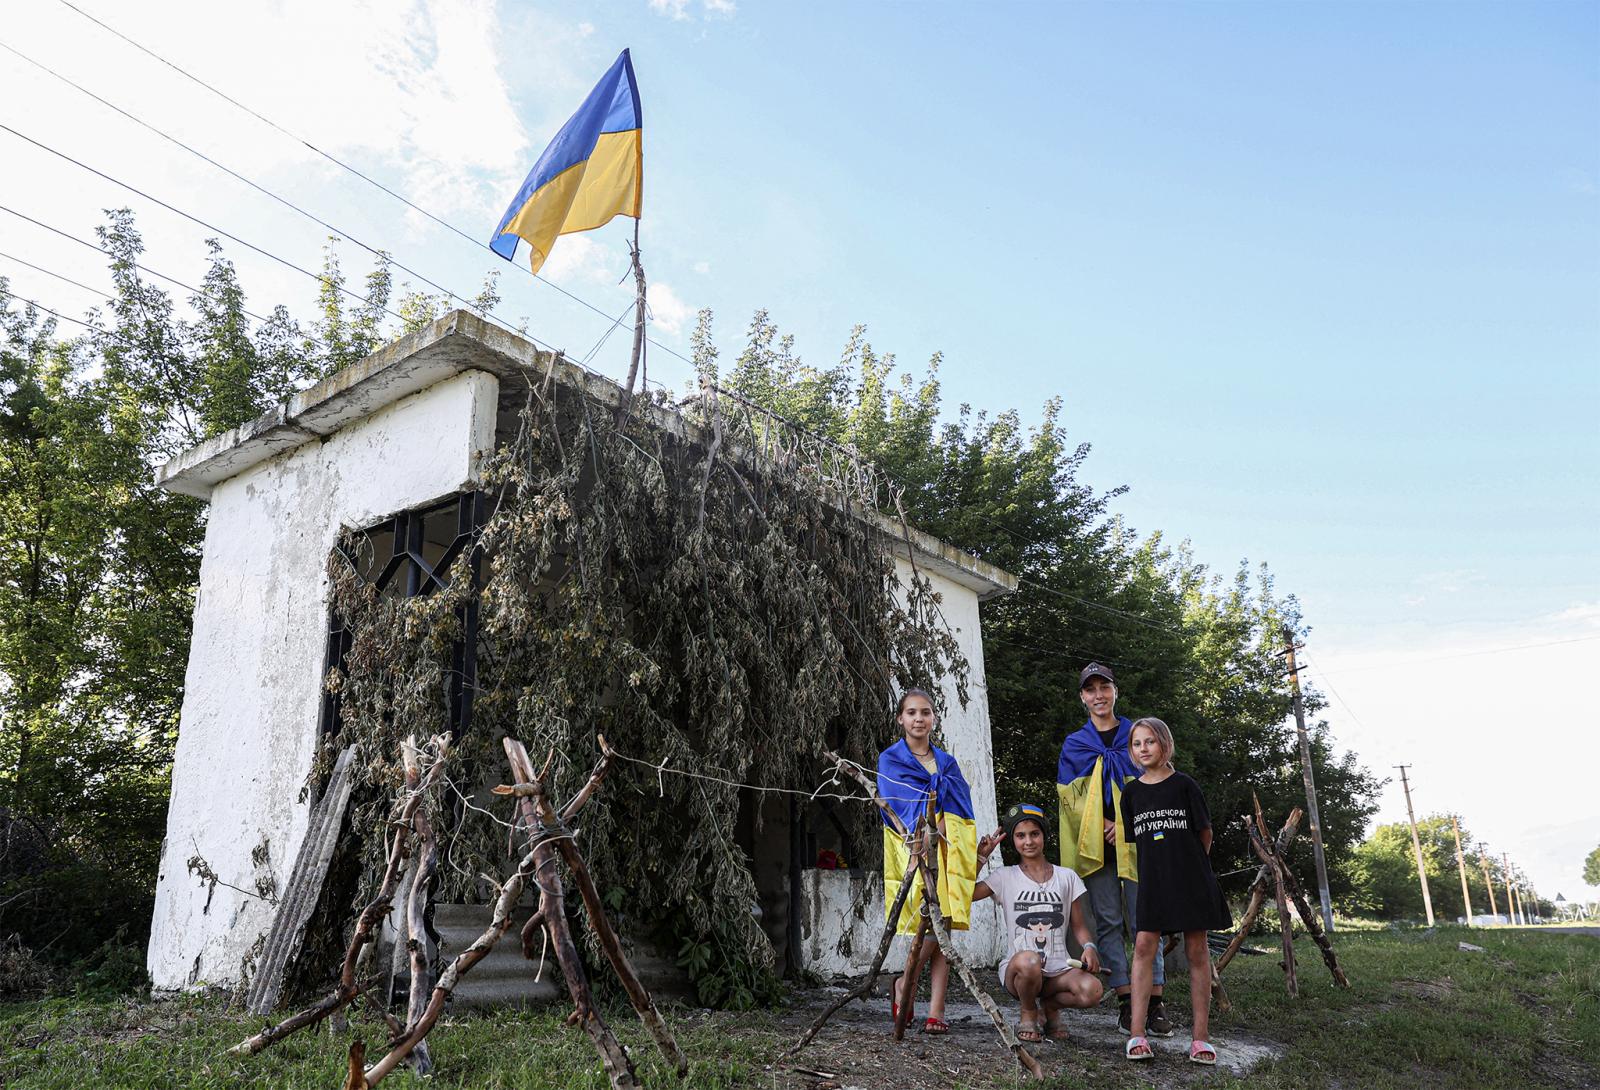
<box><xmin>1120</xmin><ymin>771</ymin><xmax>1232</xmax><ymax>933</ymax></box>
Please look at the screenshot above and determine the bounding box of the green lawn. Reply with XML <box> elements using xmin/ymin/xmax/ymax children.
<box><xmin>2</xmin><ymin>927</ymin><xmax>1595</xmax><ymax>1089</ymax></box>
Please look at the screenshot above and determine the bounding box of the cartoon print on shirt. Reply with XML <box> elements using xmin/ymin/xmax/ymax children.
<box><xmin>1008</xmin><ymin>887</ymin><xmax>1067</xmax><ymax>967</ymax></box>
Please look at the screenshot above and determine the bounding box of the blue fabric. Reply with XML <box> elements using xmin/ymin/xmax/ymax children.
<box><xmin>1057</xmin><ymin>716</ymin><xmax>1139</xmax><ymax>810</ymax></box>
<box><xmin>876</xmin><ymin>739</ymin><xmax>975</xmax><ymax>831</ymax></box>
<box><xmin>490</xmin><ymin>50</ymin><xmax>641</xmax><ymax>260</ymax></box>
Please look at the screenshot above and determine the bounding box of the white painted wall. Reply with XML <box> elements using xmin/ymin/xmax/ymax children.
<box><xmin>147</xmin><ymin>370</ymin><xmax>499</xmax><ymax>989</ymax></box>
<box><xmin>797</xmin><ymin>559</ymin><xmax>1006</xmax><ymax>978</ymax></box>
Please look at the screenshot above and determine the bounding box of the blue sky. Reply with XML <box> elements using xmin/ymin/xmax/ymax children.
<box><xmin>3</xmin><ymin>0</ymin><xmax>1596</xmax><ymax>898</ymax></box>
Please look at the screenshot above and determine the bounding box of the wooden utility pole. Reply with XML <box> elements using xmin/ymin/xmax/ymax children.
<box><xmin>1479</xmin><ymin>855</ymin><xmax>1499</xmax><ymax>921</ymax></box>
<box><xmin>1450</xmin><ymin>815</ymin><xmax>1473</xmax><ymax>924</ymax></box>
<box><xmin>1502</xmin><ymin>852</ymin><xmax>1520</xmax><ymax>924</ymax></box>
<box><xmin>1283</xmin><ymin>626</ymin><xmax>1335</xmax><ymax>933</ymax></box>
<box><xmin>1394</xmin><ymin>765</ymin><xmax>1435</xmax><ymax>926</ymax></box>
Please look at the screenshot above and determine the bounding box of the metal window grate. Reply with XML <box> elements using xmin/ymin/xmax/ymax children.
<box><xmin>318</xmin><ymin>491</ymin><xmax>486</xmax><ymax>740</ymax></box>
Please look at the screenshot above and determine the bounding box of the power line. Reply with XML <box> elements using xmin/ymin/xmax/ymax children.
<box><xmin>0</xmin><ymin>36</ymin><xmax>546</xmax><ymax>358</ymax></box>
<box><xmin>0</xmin><ymin>121</ymin><xmax>417</xmax><ymax>332</ymax></box>
<box><xmin>0</xmin><ymin>209</ymin><xmax>332</xmax><ymax>352</ymax></box>
<box><xmin>25</xmin><ymin>6</ymin><xmax>1204</xmax><ymax>642</ymax></box>
<box><xmin>1302</xmin><ymin>660</ymin><xmax>1370</xmax><ymax>732</ymax></box>
<box><xmin>1308</xmin><ymin>634</ymin><xmax>1600</xmax><ymax>677</ymax></box>
<box><xmin>48</xmin><ymin>0</ymin><xmax>700</xmax><ymax>374</ymax></box>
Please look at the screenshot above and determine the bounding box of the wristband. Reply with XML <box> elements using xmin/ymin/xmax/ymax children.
<box><xmin>1081</xmin><ymin>941</ymin><xmax>1098</xmax><ymax>951</ymax></box>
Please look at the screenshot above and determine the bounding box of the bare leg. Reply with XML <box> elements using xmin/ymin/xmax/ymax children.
<box><xmin>1185</xmin><ymin>930</ymin><xmax>1211</xmax><ymax>1042</ymax></box>
<box><xmin>927</xmin><ymin>946</ymin><xmax>951</xmax><ymax>1020</ymax></box>
<box><xmin>1004</xmin><ymin>956</ymin><xmax>1045</xmax><ymax>1038</ymax></box>
<box><xmin>1041</xmin><ymin>968</ymin><xmax>1103</xmax><ymax>1038</ymax></box>
<box><xmin>1129</xmin><ymin>931</ymin><xmax>1160</xmax><ymax>1039</ymax></box>
<box><xmin>899</xmin><ymin>930</ymin><xmax>950</xmax><ymax>1020</ymax></box>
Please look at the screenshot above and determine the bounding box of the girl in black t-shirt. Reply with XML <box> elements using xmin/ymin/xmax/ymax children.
<box><xmin>1119</xmin><ymin>717</ymin><xmax>1231</xmax><ymax>1067</ymax></box>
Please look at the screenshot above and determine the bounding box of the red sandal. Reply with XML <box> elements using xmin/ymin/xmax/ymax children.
<box><xmin>923</xmin><ymin>1016</ymin><xmax>949</xmax><ymax>1035</ymax></box>
<box><xmin>890</xmin><ymin>978</ymin><xmax>915</xmax><ymax>1025</ymax></box>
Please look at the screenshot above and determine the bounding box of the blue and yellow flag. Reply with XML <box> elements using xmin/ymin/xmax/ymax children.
<box><xmin>877</xmin><ymin>741</ymin><xmax>978</xmax><ymax>934</ymax></box>
<box><xmin>490</xmin><ymin>50</ymin><xmax>642</xmax><ymax>275</ymax></box>
<box><xmin>1057</xmin><ymin>716</ymin><xmax>1140</xmax><ymax>880</ymax></box>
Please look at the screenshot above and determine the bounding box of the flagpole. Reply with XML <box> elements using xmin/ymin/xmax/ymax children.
<box><xmin>620</xmin><ymin>217</ymin><xmax>647</xmax><ymax>416</ymax></box>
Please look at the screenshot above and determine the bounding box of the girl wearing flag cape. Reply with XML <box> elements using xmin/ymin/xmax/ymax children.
<box><xmin>878</xmin><ymin>688</ymin><xmax>979</xmax><ymax>1036</ymax></box>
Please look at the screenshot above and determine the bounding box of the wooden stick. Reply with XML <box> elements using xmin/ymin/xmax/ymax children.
<box><xmin>893</xmin><ymin>899</ymin><xmax>930</xmax><ymax>1041</ymax></box>
<box><xmin>1247</xmin><ymin>821</ymin><xmax>1298</xmax><ymax>997</ymax></box>
<box><xmin>229</xmin><ymin>735</ymin><xmax>451</xmax><ymax>1057</ymax></box>
<box><xmin>1215</xmin><ymin>809</ymin><xmax>1302</xmax><ymax>974</ymax></box>
<box><xmin>401</xmin><ymin>739</ymin><xmax>437</xmax><ymax>1076</ymax></box>
<box><xmin>526</xmin><ymin>753</ymin><xmax>688</xmax><ymax>1077</ymax></box>
<box><xmin>915</xmin><ymin>790</ymin><xmax>1049</xmax><ymax>1081</ymax></box>
<box><xmin>788</xmin><ymin>860</ymin><xmax>916</xmax><ymax>1054</ymax></box>
<box><xmin>341</xmin><ymin>1040</ymin><xmax>367</xmax><ymax>1090</ymax></box>
<box><xmin>1268</xmin><ymin>844</ymin><xmax>1351</xmax><ymax>987</ymax></box>
<box><xmin>504</xmin><ymin>739</ymin><xmax>639</xmax><ymax>1090</ymax></box>
<box><xmin>362</xmin><ymin>842</ymin><xmax>546</xmax><ymax>1086</ymax></box>
<box><xmin>823</xmin><ymin>749</ymin><xmax>906</xmax><ymax>835</ymax></box>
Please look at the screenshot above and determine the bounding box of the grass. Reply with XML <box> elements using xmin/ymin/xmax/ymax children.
<box><xmin>1</xmin><ymin>927</ymin><xmax>1595</xmax><ymax>1089</ymax></box>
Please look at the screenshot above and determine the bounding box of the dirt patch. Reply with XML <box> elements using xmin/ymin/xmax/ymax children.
<box><xmin>768</xmin><ymin>987</ymin><xmax>1285</xmax><ymax>1089</ymax></box>
<box><xmin>1391</xmin><ymin>978</ymin><xmax>1455</xmax><ymax>1001</ymax></box>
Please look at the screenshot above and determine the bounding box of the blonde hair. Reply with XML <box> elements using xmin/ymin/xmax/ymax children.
<box><xmin>1129</xmin><ymin>717</ymin><xmax>1176</xmax><ymax>770</ymax></box>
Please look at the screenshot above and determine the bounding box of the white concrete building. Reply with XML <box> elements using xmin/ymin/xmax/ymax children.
<box><xmin>147</xmin><ymin>311</ymin><xmax>1013</xmax><ymax>993</ymax></box>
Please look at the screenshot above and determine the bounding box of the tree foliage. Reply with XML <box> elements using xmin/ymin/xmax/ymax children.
<box><xmin>1348</xmin><ymin>813</ymin><xmax>1528</xmax><ymax>921</ymax></box>
<box><xmin>0</xmin><ymin>214</ymin><xmax>490</xmax><ymax>967</ymax></box>
<box><xmin>716</xmin><ymin>310</ymin><xmax>1380</xmax><ymax>906</ymax></box>
<box><xmin>3</xmin><ymin>216</ymin><xmax>1380</xmax><ymax>992</ymax></box>
<box><xmin>1585</xmin><ymin>845</ymin><xmax>1600</xmax><ymax>888</ymax></box>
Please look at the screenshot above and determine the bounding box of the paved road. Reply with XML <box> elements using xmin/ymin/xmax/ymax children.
<box><xmin>1536</xmin><ymin>925</ymin><xmax>1600</xmax><ymax>937</ymax></box>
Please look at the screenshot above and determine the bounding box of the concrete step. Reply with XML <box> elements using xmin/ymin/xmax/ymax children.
<box><xmin>420</xmin><ymin>903</ymin><xmax>691</xmax><ymax>1010</ymax></box>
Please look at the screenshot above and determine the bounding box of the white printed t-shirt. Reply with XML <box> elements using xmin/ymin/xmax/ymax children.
<box><xmin>985</xmin><ymin>863</ymin><xmax>1087</xmax><ymax>985</ymax></box>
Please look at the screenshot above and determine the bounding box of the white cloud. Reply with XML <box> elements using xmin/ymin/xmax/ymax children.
<box><xmin>692</xmin><ymin>260</ymin><xmax>712</xmax><ymax>275</ymax></box>
<box><xmin>648</xmin><ymin>281</ymin><xmax>693</xmax><ymax>336</ymax></box>
<box><xmin>540</xmin><ymin>233</ymin><xmax>626</xmax><ymax>286</ymax></box>
<box><xmin>647</xmin><ymin>0</ymin><xmax>691</xmax><ymax>20</ymax></box>
<box><xmin>576</xmin><ymin>21</ymin><xmax>595</xmax><ymax>36</ymax></box>
<box><xmin>646</xmin><ymin>0</ymin><xmax>735</xmax><ymax>22</ymax></box>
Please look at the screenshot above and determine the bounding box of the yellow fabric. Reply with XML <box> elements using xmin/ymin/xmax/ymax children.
<box><xmin>498</xmin><ymin>128</ymin><xmax>643</xmax><ymax>276</ymax></box>
<box><xmin>882</xmin><ymin>815</ymin><xmax>977</xmax><ymax>935</ymax></box>
<box><xmin>1057</xmin><ymin>759</ymin><xmax>1138</xmax><ymax>881</ymax></box>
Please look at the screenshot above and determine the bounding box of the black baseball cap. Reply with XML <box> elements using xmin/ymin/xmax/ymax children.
<box><xmin>1003</xmin><ymin>802</ymin><xmax>1050</xmax><ymax>839</ymax></box>
<box><xmin>1079</xmin><ymin>662</ymin><xmax>1115</xmax><ymax>688</ymax></box>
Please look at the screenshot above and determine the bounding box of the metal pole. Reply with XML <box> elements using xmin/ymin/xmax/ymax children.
<box><xmin>1394</xmin><ymin>765</ymin><xmax>1434</xmax><ymax>926</ymax></box>
<box><xmin>1284</xmin><ymin>627</ymin><xmax>1335</xmax><ymax>933</ymax></box>
<box><xmin>1450</xmin><ymin>815</ymin><xmax>1473</xmax><ymax>924</ymax></box>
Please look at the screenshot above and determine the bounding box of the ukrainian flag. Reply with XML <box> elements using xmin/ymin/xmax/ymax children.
<box><xmin>877</xmin><ymin>741</ymin><xmax>978</xmax><ymax>934</ymax></box>
<box><xmin>1057</xmin><ymin>717</ymin><xmax>1140</xmax><ymax>880</ymax></box>
<box><xmin>490</xmin><ymin>50</ymin><xmax>642</xmax><ymax>275</ymax></box>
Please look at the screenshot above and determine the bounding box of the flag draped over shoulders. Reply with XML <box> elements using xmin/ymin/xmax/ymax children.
<box><xmin>1057</xmin><ymin>717</ymin><xmax>1140</xmax><ymax>880</ymax></box>
<box><xmin>877</xmin><ymin>740</ymin><xmax>978</xmax><ymax>934</ymax></box>
<box><xmin>490</xmin><ymin>50</ymin><xmax>642</xmax><ymax>275</ymax></box>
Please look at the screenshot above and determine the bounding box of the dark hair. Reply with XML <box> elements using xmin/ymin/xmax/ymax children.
<box><xmin>896</xmin><ymin>687</ymin><xmax>938</xmax><ymax>717</ymax></box>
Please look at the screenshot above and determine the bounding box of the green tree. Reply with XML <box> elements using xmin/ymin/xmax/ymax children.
<box><xmin>1585</xmin><ymin>845</ymin><xmax>1600</xmax><ymax>887</ymax></box>
<box><xmin>712</xmin><ymin>309</ymin><xmax>1378</xmax><ymax>898</ymax></box>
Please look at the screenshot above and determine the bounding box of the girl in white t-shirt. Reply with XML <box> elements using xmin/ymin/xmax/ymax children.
<box><xmin>973</xmin><ymin>803</ymin><xmax>1105</xmax><ymax>1043</ymax></box>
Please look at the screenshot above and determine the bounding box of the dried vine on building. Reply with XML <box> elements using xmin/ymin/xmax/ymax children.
<box><xmin>313</xmin><ymin>361</ymin><xmax>968</xmax><ymax>1006</ymax></box>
